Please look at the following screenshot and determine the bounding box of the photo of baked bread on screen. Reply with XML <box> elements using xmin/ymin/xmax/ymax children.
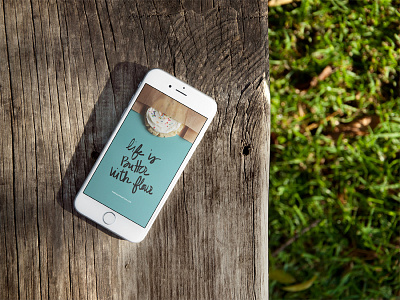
<box><xmin>131</xmin><ymin>84</ymin><xmax>207</xmax><ymax>143</ymax></box>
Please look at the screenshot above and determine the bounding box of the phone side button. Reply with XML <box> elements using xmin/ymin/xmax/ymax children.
<box><xmin>103</xmin><ymin>212</ymin><xmax>116</xmax><ymax>225</ymax></box>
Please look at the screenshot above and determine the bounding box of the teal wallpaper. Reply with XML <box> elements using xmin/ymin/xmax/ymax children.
<box><xmin>84</xmin><ymin>110</ymin><xmax>192</xmax><ymax>227</ymax></box>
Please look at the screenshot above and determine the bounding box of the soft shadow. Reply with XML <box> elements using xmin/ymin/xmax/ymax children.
<box><xmin>57</xmin><ymin>62</ymin><xmax>148</xmax><ymax>239</ymax></box>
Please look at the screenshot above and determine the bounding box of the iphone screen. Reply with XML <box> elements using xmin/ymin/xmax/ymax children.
<box><xmin>84</xmin><ymin>84</ymin><xmax>207</xmax><ymax>227</ymax></box>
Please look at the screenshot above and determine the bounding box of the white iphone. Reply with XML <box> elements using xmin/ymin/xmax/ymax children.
<box><xmin>74</xmin><ymin>69</ymin><xmax>217</xmax><ymax>242</ymax></box>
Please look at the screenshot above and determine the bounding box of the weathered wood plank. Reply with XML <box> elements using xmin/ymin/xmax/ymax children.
<box><xmin>0</xmin><ymin>0</ymin><xmax>18</xmax><ymax>299</ymax></box>
<box><xmin>1</xmin><ymin>0</ymin><xmax>269</xmax><ymax>299</ymax></box>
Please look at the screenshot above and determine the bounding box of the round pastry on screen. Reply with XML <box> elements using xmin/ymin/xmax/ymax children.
<box><xmin>145</xmin><ymin>107</ymin><xmax>184</xmax><ymax>137</ymax></box>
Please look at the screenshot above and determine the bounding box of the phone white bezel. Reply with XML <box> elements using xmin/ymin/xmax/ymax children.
<box><xmin>74</xmin><ymin>69</ymin><xmax>217</xmax><ymax>243</ymax></box>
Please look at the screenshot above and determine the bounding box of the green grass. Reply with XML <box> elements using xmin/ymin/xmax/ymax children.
<box><xmin>268</xmin><ymin>0</ymin><xmax>400</xmax><ymax>298</ymax></box>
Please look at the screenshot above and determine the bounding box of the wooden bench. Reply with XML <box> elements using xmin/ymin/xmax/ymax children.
<box><xmin>0</xmin><ymin>1</ymin><xmax>270</xmax><ymax>298</ymax></box>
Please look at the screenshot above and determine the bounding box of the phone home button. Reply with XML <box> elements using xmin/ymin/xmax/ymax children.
<box><xmin>103</xmin><ymin>212</ymin><xmax>116</xmax><ymax>225</ymax></box>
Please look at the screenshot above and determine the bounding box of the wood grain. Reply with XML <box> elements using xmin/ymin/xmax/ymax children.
<box><xmin>0</xmin><ymin>0</ymin><xmax>270</xmax><ymax>299</ymax></box>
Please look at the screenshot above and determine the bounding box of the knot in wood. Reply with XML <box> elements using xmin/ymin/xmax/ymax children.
<box><xmin>242</xmin><ymin>145</ymin><xmax>251</xmax><ymax>156</ymax></box>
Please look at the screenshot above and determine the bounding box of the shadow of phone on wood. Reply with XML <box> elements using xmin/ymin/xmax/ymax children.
<box><xmin>57</xmin><ymin>62</ymin><xmax>148</xmax><ymax>240</ymax></box>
